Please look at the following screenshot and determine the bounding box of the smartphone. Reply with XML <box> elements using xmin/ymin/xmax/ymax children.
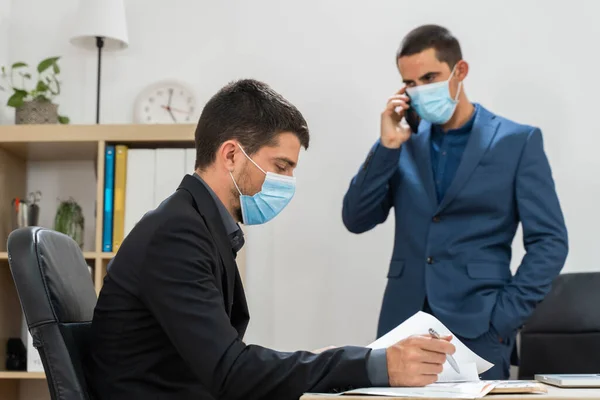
<box><xmin>404</xmin><ymin>93</ymin><xmax>421</xmax><ymax>134</ymax></box>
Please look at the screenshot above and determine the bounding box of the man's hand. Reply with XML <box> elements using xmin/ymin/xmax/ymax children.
<box><xmin>380</xmin><ymin>87</ymin><xmax>413</xmax><ymax>149</ymax></box>
<box><xmin>386</xmin><ymin>334</ymin><xmax>455</xmax><ymax>387</ymax></box>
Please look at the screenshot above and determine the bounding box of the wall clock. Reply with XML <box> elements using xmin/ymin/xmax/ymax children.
<box><xmin>134</xmin><ymin>80</ymin><xmax>198</xmax><ymax>124</ymax></box>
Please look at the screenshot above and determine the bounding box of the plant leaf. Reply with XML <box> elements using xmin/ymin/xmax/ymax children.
<box><xmin>12</xmin><ymin>62</ymin><xmax>28</xmax><ymax>69</ymax></box>
<box><xmin>36</xmin><ymin>80</ymin><xmax>49</xmax><ymax>92</ymax></box>
<box><xmin>58</xmin><ymin>115</ymin><xmax>70</xmax><ymax>124</ymax></box>
<box><xmin>53</xmin><ymin>63</ymin><xmax>60</xmax><ymax>74</ymax></box>
<box><xmin>22</xmin><ymin>73</ymin><xmax>32</xmax><ymax>79</ymax></box>
<box><xmin>37</xmin><ymin>57</ymin><xmax>60</xmax><ymax>73</ymax></box>
<box><xmin>7</xmin><ymin>91</ymin><xmax>26</xmax><ymax>108</ymax></box>
<box><xmin>1</xmin><ymin>66</ymin><xmax>5</xmax><ymax>76</ymax></box>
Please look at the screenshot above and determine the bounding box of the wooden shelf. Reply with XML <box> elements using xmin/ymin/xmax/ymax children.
<box><xmin>0</xmin><ymin>124</ymin><xmax>195</xmax><ymax>161</ymax></box>
<box><xmin>0</xmin><ymin>371</ymin><xmax>45</xmax><ymax>380</ymax></box>
<box><xmin>0</xmin><ymin>123</ymin><xmax>195</xmax><ymax>143</ymax></box>
<box><xmin>0</xmin><ymin>252</ymin><xmax>100</xmax><ymax>261</ymax></box>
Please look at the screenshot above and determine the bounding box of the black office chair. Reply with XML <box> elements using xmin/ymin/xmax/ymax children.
<box><xmin>518</xmin><ymin>272</ymin><xmax>600</xmax><ymax>379</ymax></box>
<box><xmin>7</xmin><ymin>226</ymin><xmax>97</xmax><ymax>400</ymax></box>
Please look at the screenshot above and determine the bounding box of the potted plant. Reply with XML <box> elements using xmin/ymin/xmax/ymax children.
<box><xmin>0</xmin><ymin>56</ymin><xmax>70</xmax><ymax>124</ymax></box>
<box><xmin>54</xmin><ymin>198</ymin><xmax>85</xmax><ymax>249</ymax></box>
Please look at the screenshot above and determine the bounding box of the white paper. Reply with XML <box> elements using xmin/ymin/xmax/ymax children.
<box><xmin>368</xmin><ymin>311</ymin><xmax>494</xmax><ymax>382</ymax></box>
<box><xmin>342</xmin><ymin>382</ymin><xmax>497</xmax><ymax>399</ymax></box>
<box><xmin>438</xmin><ymin>362</ymin><xmax>479</xmax><ymax>382</ymax></box>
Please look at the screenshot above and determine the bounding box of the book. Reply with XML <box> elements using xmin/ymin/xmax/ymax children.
<box><xmin>112</xmin><ymin>145</ymin><xmax>128</xmax><ymax>252</ymax></box>
<box><xmin>102</xmin><ymin>145</ymin><xmax>115</xmax><ymax>252</ymax></box>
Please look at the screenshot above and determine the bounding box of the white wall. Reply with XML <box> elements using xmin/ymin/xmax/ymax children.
<box><xmin>0</xmin><ymin>0</ymin><xmax>11</xmax><ymax>122</ymax></box>
<box><xmin>3</xmin><ymin>0</ymin><xmax>600</xmax><ymax>353</ymax></box>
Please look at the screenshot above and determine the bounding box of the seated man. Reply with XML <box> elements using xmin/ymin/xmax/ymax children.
<box><xmin>84</xmin><ymin>79</ymin><xmax>455</xmax><ymax>400</ymax></box>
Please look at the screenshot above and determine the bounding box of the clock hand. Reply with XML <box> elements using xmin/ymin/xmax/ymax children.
<box><xmin>160</xmin><ymin>105</ymin><xmax>190</xmax><ymax>114</ymax></box>
<box><xmin>167</xmin><ymin>88</ymin><xmax>173</xmax><ymax>107</ymax></box>
<box><xmin>168</xmin><ymin>108</ymin><xmax>176</xmax><ymax>122</ymax></box>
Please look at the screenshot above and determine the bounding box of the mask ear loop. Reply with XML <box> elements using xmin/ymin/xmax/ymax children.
<box><xmin>230</xmin><ymin>143</ymin><xmax>267</xmax><ymax>196</ymax></box>
<box><xmin>449</xmin><ymin>63</ymin><xmax>463</xmax><ymax>101</ymax></box>
<box><xmin>237</xmin><ymin>144</ymin><xmax>267</xmax><ymax>175</ymax></box>
<box><xmin>229</xmin><ymin>171</ymin><xmax>243</xmax><ymax>195</ymax></box>
<box><xmin>454</xmin><ymin>81</ymin><xmax>463</xmax><ymax>101</ymax></box>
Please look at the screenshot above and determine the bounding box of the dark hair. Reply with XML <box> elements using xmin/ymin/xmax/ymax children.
<box><xmin>396</xmin><ymin>24</ymin><xmax>462</xmax><ymax>69</ymax></box>
<box><xmin>194</xmin><ymin>79</ymin><xmax>309</xmax><ymax>170</ymax></box>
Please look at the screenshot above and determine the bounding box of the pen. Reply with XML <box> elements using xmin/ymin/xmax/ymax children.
<box><xmin>428</xmin><ymin>328</ymin><xmax>460</xmax><ymax>374</ymax></box>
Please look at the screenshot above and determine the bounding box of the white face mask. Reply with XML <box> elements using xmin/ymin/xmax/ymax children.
<box><xmin>229</xmin><ymin>144</ymin><xmax>296</xmax><ymax>225</ymax></box>
<box><xmin>405</xmin><ymin>65</ymin><xmax>462</xmax><ymax>125</ymax></box>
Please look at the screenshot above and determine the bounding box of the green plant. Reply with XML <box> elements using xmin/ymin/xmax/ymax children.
<box><xmin>0</xmin><ymin>56</ymin><xmax>70</xmax><ymax>124</ymax></box>
<box><xmin>54</xmin><ymin>198</ymin><xmax>84</xmax><ymax>248</ymax></box>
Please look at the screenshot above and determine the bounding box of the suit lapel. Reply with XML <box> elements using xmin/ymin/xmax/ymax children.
<box><xmin>411</xmin><ymin>121</ymin><xmax>438</xmax><ymax>210</ymax></box>
<box><xmin>204</xmin><ymin>213</ymin><xmax>237</xmax><ymax>311</ymax></box>
<box><xmin>436</xmin><ymin>108</ymin><xmax>500</xmax><ymax>213</ymax></box>
<box><xmin>177</xmin><ymin>175</ymin><xmax>237</xmax><ymax>313</ymax></box>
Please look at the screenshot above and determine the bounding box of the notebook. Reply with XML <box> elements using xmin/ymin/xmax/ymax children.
<box><xmin>535</xmin><ymin>374</ymin><xmax>600</xmax><ymax>388</ymax></box>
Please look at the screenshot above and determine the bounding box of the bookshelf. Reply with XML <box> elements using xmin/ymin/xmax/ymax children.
<box><xmin>0</xmin><ymin>124</ymin><xmax>247</xmax><ymax>400</ymax></box>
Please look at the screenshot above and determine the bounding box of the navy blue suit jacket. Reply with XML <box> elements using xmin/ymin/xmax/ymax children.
<box><xmin>342</xmin><ymin>105</ymin><xmax>568</xmax><ymax>341</ymax></box>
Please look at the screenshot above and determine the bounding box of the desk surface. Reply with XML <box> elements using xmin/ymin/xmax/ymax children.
<box><xmin>300</xmin><ymin>384</ymin><xmax>600</xmax><ymax>400</ymax></box>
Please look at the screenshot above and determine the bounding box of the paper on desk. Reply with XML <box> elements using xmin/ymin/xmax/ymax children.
<box><xmin>342</xmin><ymin>381</ymin><xmax>497</xmax><ymax>398</ymax></box>
<box><xmin>368</xmin><ymin>311</ymin><xmax>494</xmax><ymax>382</ymax></box>
<box><xmin>305</xmin><ymin>382</ymin><xmax>496</xmax><ymax>398</ymax></box>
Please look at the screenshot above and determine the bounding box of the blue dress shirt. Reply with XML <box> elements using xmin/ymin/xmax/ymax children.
<box><xmin>366</xmin><ymin>106</ymin><xmax>480</xmax><ymax>386</ymax></box>
<box><xmin>430</xmin><ymin>104</ymin><xmax>479</xmax><ymax>202</ymax></box>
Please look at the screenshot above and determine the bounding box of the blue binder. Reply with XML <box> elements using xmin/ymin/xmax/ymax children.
<box><xmin>103</xmin><ymin>145</ymin><xmax>115</xmax><ymax>252</ymax></box>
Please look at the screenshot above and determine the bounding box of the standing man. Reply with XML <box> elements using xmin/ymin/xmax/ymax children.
<box><xmin>342</xmin><ymin>25</ymin><xmax>568</xmax><ymax>380</ymax></box>
<box><xmin>85</xmin><ymin>78</ymin><xmax>455</xmax><ymax>400</ymax></box>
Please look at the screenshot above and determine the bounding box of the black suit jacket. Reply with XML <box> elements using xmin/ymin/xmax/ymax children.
<box><xmin>85</xmin><ymin>175</ymin><xmax>372</xmax><ymax>400</ymax></box>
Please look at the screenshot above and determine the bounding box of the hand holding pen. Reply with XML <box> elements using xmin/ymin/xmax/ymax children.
<box><xmin>429</xmin><ymin>328</ymin><xmax>461</xmax><ymax>374</ymax></box>
<box><xmin>385</xmin><ymin>331</ymin><xmax>456</xmax><ymax>387</ymax></box>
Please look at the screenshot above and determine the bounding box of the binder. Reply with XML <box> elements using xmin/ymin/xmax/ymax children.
<box><xmin>112</xmin><ymin>145</ymin><xmax>128</xmax><ymax>251</ymax></box>
<box><xmin>103</xmin><ymin>145</ymin><xmax>115</xmax><ymax>252</ymax></box>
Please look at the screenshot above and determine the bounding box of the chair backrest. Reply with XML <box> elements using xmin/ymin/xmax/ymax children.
<box><xmin>518</xmin><ymin>272</ymin><xmax>600</xmax><ymax>379</ymax></box>
<box><xmin>7</xmin><ymin>227</ymin><xmax>98</xmax><ymax>400</ymax></box>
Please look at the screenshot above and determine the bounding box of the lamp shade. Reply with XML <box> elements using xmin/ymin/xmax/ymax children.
<box><xmin>70</xmin><ymin>0</ymin><xmax>129</xmax><ymax>51</ymax></box>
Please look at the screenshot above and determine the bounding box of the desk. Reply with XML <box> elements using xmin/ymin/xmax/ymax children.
<box><xmin>300</xmin><ymin>384</ymin><xmax>600</xmax><ymax>400</ymax></box>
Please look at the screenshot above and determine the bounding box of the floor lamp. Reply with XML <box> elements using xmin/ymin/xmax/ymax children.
<box><xmin>69</xmin><ymin>0</ymin><xmax>129</xmax><ymax>124</ymax></box>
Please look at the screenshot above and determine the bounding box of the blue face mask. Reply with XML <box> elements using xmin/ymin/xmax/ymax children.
<box><xmin>230</xmin><ymin>145</ymin><xmax>296</xmax><ymax>225</ymax></box>
<box><xmin>406</xmin><ymin>65</ymin><xmax>462</xmax><ymax>125</ymax></box>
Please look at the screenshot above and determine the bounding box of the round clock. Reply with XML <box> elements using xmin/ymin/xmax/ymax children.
<box><xmin>134</xmin><ymin>80</ymin><xmax>198</xmax><ymax>124</ymax></box>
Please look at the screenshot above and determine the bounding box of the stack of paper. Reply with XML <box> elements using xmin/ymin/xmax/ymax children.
<box><xmin>341</xmin><ymin>382</ymin><xmax>497</xmax><ymax>398</ymax></box>
<box><xmin>306</xmin><ymin>381</ymin><xmax>546</xmax><ymax>398</ymax></box>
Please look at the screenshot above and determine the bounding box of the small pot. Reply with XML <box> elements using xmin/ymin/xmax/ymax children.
<box><xmin>15</xmin><ymin>99</ymin><xmax>58</xmax><ymax>124</ymax></box>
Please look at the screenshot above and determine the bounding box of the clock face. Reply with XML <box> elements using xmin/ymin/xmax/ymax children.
<box><xmin>134</xmin><ymin>81</ymin><xmax>197</xmax><ymax>124</ymax></box>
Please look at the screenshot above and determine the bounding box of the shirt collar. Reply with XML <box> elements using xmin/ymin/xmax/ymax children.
<box><xmin>433</xmin><ymin>103</ymin><xmax>479</xmax><ymax>136</ymax></box>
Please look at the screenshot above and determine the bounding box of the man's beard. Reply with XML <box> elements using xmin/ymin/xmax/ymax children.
<box><xmin>230</xmin><ymin>168</ymin><xmax>248</xmax><ymax>223</ymax></box>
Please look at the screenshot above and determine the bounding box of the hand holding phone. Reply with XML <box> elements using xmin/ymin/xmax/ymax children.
<box><xmin>380</xmin><ymin>87</ymin><xmax>414</xmax><ymax>149</ymax></box>
<box><xmin>404</xmin><ymin>93</ymin><xmax>421</xmax><ymax>134</ymax></box>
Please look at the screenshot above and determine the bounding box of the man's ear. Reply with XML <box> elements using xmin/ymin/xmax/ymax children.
<box><xmin>455</xmin><ymin>60</ymin><xmax>469</xmax><ymax>81</ymax></box>
<box><xmin>219</xmin><ymin>140</ymin><xmax>239</xmax><ymax>172</ymax></box>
